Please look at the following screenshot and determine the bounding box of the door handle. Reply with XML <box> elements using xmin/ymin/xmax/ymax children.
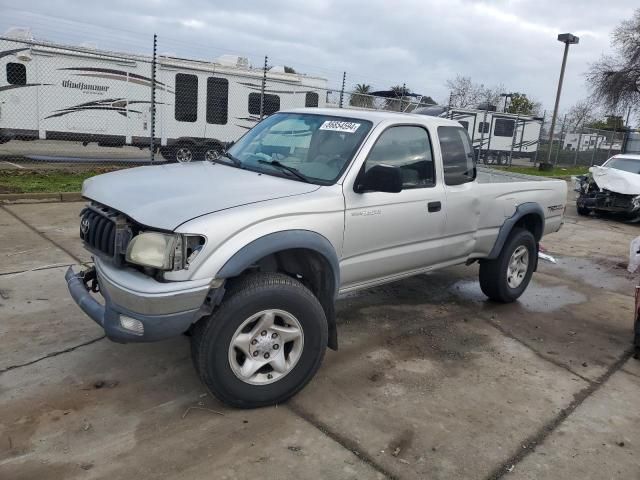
<box><xmin>428</xmin><ymin>201</ymin><xmax>441</xmax><ymax>213</ymax></box>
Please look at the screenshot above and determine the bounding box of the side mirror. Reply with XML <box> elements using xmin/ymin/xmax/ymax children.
<box><xmin>356</xmin><ymin>164</ymin><xmax>402</xmax><ymax>193</ymax></box>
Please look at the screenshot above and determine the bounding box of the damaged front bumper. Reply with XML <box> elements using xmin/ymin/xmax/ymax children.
<box><xmin>575</xmin><ymin>175</ymin><xmax>640</xmax><ymax>215</ymax></box>
<box><xmin>576</xmin><ymin>189</ymin><xmax>640</xmax><ymax>214</ymax></box>
<box><xmin>65</xmin><ymin>258</ymin><xmax>217</xmax><ymax>343</ymax></box>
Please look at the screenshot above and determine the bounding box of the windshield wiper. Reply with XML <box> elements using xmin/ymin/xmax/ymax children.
<box><xmin>257</xmin><ymin>159</ymin><xmax>312</xmax><ymax>183</ymax></box>
<box><xmin>214</xmin><ymin>152</ymin><xmax>242</xmax><ymax>167</ymax></box>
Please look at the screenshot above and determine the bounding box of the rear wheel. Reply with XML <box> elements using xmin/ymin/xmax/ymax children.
<box><xmin>203</xmin><ymin>143</ymin><xmax>223</xmax><ymax>162</ymax></box>
<box><xmin>479</xmin><ymin>228</ymin><xmax>536</xmax><ymax>303</ymax></box>
<box><xmin>174</xmin><ymin>144</ymin><xmax>195</xmax><ymax>163</ymax></box>
<box><xmin>192</xmin><ymin>273</ymin><xmax>328</xmax><ymax>408</ymax></box>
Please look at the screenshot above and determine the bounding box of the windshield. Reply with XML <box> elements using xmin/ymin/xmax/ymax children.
<box><xmin>604</xmin><ymin>157</ymin><xmax>640</xmax><ymax>174</ymax></box>
<box><xmin>226</xmin><ymin>113</ymin><xmax>373</xmax><ymax>184</ymax></box>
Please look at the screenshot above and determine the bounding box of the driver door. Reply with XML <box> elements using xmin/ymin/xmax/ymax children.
<box><xmin>341</xmin><ymin>125</ymin><xmax>446</xmax><ymax>289</ymax></box>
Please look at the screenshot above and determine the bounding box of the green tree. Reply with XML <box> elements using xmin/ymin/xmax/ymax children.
<box><xmin>506</xmin><ymin>93</ymin><xmax>539</xmax><ymax>115</ymax></box>
<box><xmin>385</xmin><ymin>85</ymin><xmax>410</xmax><ymax>111</ymax></box>
<box><xmin>349</xmin><ymin>84</ymin><xmax>373</xmax><ymax>108</ymax></box>
<box><xmin>586</xmin><ymin>116</ymin><xmax>623</xmax><ymax>130</ymax></box>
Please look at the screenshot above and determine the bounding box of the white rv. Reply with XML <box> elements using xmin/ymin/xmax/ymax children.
<box><xmin>563</xmin><ymin>132</ymin><xmax>606</xmax><ymax>151</ymax></box>
<box><xmin>446</xmin><ymin>108</ymin><xmax>542</xmax><ymax>165</ymax></box>
<box><xmin>0</xmin><ymin>37</ymin><xmax>327</xmax><ymax>162</ymax></box>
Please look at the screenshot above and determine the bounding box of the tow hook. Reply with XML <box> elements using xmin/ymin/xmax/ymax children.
<box><xmin>81</xmin><ymin>267</ymin><xmax>100</xmax><ymax>293</ymax></box>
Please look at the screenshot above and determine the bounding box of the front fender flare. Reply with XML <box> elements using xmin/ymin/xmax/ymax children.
<box><xmin>216</xmin><ymin>230</ymin><xmax>341</xmax><ymax>350</ymax></box>
<box><xmin>216</xmin><ymin>230</ymin><xmax>340</xmax><ymax>295</ymax></box>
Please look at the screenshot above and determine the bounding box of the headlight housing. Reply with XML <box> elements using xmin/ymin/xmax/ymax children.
<box><xmin>125</xmin><ymin>232</ymin><xmax>206</xmax><ymax>271</ymax></box>
<box><xmin>126</xmin><ymin>232</ymin><xmax>179</xmax><ymax>270</ymax></box>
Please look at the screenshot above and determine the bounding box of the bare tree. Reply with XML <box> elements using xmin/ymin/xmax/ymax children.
<box><xmin>446</xmin><ymin>75</ymin><xmax>482</xmax><ymax>108</ymax></box>
<box><xmin>445</xmin><ymin>75</ymin><xmax>508</xmax><ymax>110</ymax></box>
<box><xmin>566</xmin><ymin>100</ymin><xmax>598</xmax><ymax>129</ymax></box>
<box><xmin>586</xmin><ymin>9</ymin><xmax>640</xmax><ymax>115</ymax></box>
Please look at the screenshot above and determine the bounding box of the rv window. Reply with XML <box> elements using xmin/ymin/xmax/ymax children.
<box><xmin>305</xmin><ymin>92</ymin><xmax>319</xmax><ymax>107</ymax></box>
<box><xmin>175</xmin><ymin>73</ymin><xmax>198</xmax><ymax>122</ymax></box>
<box><xmin>439</xmin><ymin>126</ymin><xmax>475</xmax><ymax>186</ymax></box>
<box><xmin>458</xmin><ymin>120</ymin><xmax>469</xmax><ymax>130</ymax></box>
<box><xmin>494</xmin><ymin>118</ymin><xmax>515</xmax><ymax>137</ymax></box>
<box><xmin>7</xmin><ymin>63</ymin><xmax>26</xmax><ymax>85</ymax></box>
<box><xmin>248</xmin><ymin>92</ymin><xmax>280</xmax><ymax>116</ymax></box>
<box><xmin>478</xmin><ymin>121</ymin><xmax>489</xmax><ymax>134</ymax></box>
<box><xmin>206</xmin><ymin>77</ymin><xmax>228</xmax><ymax>124</ymax></box>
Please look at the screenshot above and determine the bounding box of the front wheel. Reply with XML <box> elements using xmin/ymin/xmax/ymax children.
<box><xmin>192</xmin><ymin>273</ymin><xmax>328</xmax><ymax>408</ymax></box>
<box><xmin>479</xmin><ymin>228</ymin><xmax>536</xmax><ymax>303</ymax></box>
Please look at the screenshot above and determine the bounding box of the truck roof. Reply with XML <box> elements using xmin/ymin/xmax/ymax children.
<box><xmin>284</xmin><ymin>107</ymin><xmax>462</xmax><ymax>127</ymax></box>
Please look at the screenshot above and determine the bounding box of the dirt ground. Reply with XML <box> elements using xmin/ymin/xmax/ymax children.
<box><xmin>1</xmin><ymin>187</ymin><xmax>639</xmax><ymax>479</ymax></box>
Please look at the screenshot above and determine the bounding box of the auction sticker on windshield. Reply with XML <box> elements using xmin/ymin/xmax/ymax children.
<box><xmin>319</xmin><ymin>120</ymin><xmax>361</xmax><ymax>133</ymax></box>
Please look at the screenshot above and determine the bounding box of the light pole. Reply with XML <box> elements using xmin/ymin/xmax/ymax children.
<box><xmin>541</xmin><ymin>33</ymin><xmax>579</xmax><ymax>170</ymax></box>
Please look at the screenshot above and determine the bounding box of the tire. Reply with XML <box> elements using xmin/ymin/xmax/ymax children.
<box><xmin>192</xmin><ymin>273</ymin><xmax>328</xmax><ymax>408</ymax></box>
<box><xmin>163</xmin><ymin>143</ymin><xmax>195</xmax><ymax>163</ymax></box>
<box><xmin>203</xmin><ymin>143</ymin><xmax>223</xmax><ymax>162</ymax></box>
<box><xmin>479</xmin><ymin>228</ymin><xmax>536</xmax><ymax>303</ymax></box>
<box><xmin>576</xmin><ymin>203</ymin><xmax>590</xmax><ymax>216</ymax></box>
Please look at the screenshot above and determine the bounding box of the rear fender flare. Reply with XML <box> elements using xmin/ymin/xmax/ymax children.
<box><xmin>487</xmin><ymin>202</ymin><xmax>544</xmax><ymax>260</ymax></box>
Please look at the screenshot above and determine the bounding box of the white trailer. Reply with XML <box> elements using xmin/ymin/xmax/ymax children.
<box><xmin>563</xmin><ymin>132</ymin><xmax>606</xmax><ymax>151</ymax></box>
<box><xmin>445</xmin><ymin>108</ymin><xmax>542</xmax><ymax>165</ymax></box>
<box><xmin>0</xmin><ymin>37</ymin><xmax>328</xmax><ymax>162</ymax></box>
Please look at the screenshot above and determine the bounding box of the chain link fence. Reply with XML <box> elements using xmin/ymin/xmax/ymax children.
<box><xmin>1</xmin><ymin>31</ymin><xmax>636</xmax><ymax>177</ymax></box>
<box><xmin>1</xmin><ymin>33</ymin><xmax>441</xmax><ymax>173</ymax></box>
<box><xmin>535</xmin><ymin>115</ymin><xmax>630</xmax><ymax>168</ymax></box>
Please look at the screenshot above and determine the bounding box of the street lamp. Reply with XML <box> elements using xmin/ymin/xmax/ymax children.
<box><xmin>541</xmin><ymin>33</ymin><xmax>579</xmax><ymax>170</ymax></box>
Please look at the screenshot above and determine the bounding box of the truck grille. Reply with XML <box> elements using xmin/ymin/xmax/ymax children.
<box><xmin>80</xmin><ymin>208</ymin><xmax>116</xmax><ymax>256</ymax></box>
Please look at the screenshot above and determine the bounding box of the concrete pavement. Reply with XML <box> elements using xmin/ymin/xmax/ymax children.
<box><xmin>0</xmin><ymin>193</ymin><xmax>638</xmax><ymax>479</ymax></box>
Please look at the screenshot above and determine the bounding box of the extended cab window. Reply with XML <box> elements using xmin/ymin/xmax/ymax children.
<box><xmin>7</xmin><ymin>63</ymin><xmax>26</xmax><ymax>85</ymax></box>
<box><xmin>438</xmin><ymin>126</ymin><xmax>475</xmax><ymax>186</ymax></box>
<box><xmin>364</xmin><ymin>125</ymin><xmax>435</xmax><ymax>188</ymax></box>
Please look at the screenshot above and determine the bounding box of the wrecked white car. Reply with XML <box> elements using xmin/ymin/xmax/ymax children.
<box><xmin>575</xmin><ymin>154</ymin><xmax>640</xmax><ymax>219</ymax></box>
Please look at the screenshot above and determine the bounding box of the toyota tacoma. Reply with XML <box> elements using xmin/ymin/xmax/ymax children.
<box><xmin>66</xmin><ymin>108</ymin><xmax>567</xmax><ymax>408</ymax></box>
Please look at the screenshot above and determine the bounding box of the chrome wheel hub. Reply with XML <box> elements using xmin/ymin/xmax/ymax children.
<box><xmin>176</xmin><ymin>147</ymin><xmax>193</xmax><ymax>163</ymax></box>
<box><xmin>228</xmin><ymin>309</ymin><xmax>304</xmax><ymax>385</ymax></box>
<box><xmin>507</xmin><ymin>245</ymin><xmax>529</xmax><ymax>289</ymax></box>
<box><xmin>205</xmin><ymin>149</ymin><xmax>220</xmax><ymax>162</ymax></box>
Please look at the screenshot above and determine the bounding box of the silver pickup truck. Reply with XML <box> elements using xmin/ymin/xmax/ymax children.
<box><xmin>66</xmin><ymin>108</ymin><xmax>567</xmax><ymax>408</ymax></box>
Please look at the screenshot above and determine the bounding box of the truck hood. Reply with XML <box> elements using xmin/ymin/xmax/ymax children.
<box><xmin>82</xmin><ymin>162</ymin><xmax>320</xmax><ymax>230</ymax></box>
<box><xmin>590</xmin><ymin>165</ymin><xmax>640</xmax><ymax>196</ymax></box>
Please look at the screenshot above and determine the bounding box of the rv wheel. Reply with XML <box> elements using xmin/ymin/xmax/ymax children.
<box><xmin>484</xmin><ymin>152</ymin><xmax>498</xmax><ymax>165</ymax></box>
<box><xmin>203</xmin><ymin>144</ymin><xmax>223</xmax><ymax>162</ymax></box>
<box><xmin>174</xmin><ymin>144</ymin><xmax>195</xmax><ymax>163</ymax></box>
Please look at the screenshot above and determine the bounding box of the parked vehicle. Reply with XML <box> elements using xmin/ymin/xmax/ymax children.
<box><xmin>66</xmin><ymin>108</ymin><xmax>567</xmax><ymax>408</ymax></box>
<box><xmin>0</xmin><ymin>36</ymin><xmax>326</xmax><ymax>162</ymax></box>
<box><xmin>574</xmin><ymin>154</ymin><xmax>640</xmax><ymax>219</ymax></box>
<box><xmin>443</xmin><ymin>107</ymin><xmax>542</xmax><ymax>165</ymax></box>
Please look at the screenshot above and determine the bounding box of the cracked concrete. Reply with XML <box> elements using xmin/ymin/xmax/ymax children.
<box><xmin>0</xmin><ymin>191</ymin><xmax>639</xmax><ymax>479</ymax></box>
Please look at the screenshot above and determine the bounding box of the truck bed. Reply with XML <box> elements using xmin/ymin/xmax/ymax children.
<box><xmin>477</xmin><ymin>166</ymin><xmax>558</xmax><ymax>184</ymax></box>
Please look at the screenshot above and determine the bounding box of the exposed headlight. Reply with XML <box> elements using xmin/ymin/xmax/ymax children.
<box><xmin>126</xmin><ymin>232</ymin><xmax>206</xmax><ymax>271</ymax></box>
<box><xmin>126</xmin><ymin>232</ymin><xmax>178</xmax><ymax>270</ymax></box>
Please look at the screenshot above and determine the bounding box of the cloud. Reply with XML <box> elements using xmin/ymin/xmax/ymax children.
<box><xmin>1</xmin><ymin>0</ymin><xmax>637</xmax><ymax>110</ymax></box>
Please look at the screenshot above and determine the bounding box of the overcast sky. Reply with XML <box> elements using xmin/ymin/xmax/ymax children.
<box><xmin>1</xmin><ymin>0</ymin><xmax>637</xmax><ymax>113</ymax></box>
